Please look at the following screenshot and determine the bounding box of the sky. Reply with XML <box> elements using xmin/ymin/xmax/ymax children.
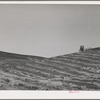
<box><xmin>0</xmin><ymin>4</ymin><xmax>100</xmax><ymax>57</ymax></box>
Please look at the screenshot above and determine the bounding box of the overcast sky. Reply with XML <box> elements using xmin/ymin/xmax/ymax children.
<box><xmin>0</xmin><ymin>4</ymin><xmax>100</xmax><ymax>57</ymax></box>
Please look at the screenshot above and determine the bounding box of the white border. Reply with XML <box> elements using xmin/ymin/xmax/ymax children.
<box><xmin>0</xmin><ymin>91</ymin><xmax>100</xmax><ymax>99</ymax></box>
<box><xmin>0</xmin><ymin>1</ymin><xmax>100</xmax><ymax>99</ymax></box>
<box><xmin>0</xmin><ymin>1</ymin><xmax>99</xmax><ymax>4</ymax></box>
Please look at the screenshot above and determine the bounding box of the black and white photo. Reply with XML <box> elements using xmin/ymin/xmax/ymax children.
<box><xmin>0</xmin><ymin>3</ymin><xmax>100</xmax><ymax>91</ymax></box>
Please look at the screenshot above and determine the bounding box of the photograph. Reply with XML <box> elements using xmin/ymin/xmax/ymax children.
<box><xmin>0</xmin><ymin>3</ymin><xmax>100</xmax><ymax>92</ymax></box>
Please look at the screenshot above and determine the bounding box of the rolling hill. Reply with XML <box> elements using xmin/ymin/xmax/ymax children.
<box><xmin>0</xmin><ymin>48</ymin><xmax>100</xmax><ymax>90</ymax></box>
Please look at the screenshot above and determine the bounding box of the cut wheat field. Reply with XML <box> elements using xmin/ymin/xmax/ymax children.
<box><xmin>0</xmin><ymin>48</ymin><xmax>100</xmax><ymax>90</ymax></box>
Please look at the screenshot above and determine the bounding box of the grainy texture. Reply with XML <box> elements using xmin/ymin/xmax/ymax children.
<box><xmin>0</xmin><ymin>48</ymin><xmax>100</xmax><ymax>90</ymax></box>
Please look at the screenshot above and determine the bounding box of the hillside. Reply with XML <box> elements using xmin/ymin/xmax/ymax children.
<box><xmin>0</xmin><ymin>48</ymin><xmax>100</xmax><ymax>90</ymax></box>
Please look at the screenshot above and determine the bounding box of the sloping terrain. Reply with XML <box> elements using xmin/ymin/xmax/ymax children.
<box><xmin>0</xmin><ymin>48</ymin><xmax>100</xmax><ymax>90</ymax></box>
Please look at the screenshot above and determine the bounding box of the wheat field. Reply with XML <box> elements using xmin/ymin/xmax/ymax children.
<box><xmin>0</xmin><ymin>48</ymin><xmax>100</xmax><ymax>90</ymax></box>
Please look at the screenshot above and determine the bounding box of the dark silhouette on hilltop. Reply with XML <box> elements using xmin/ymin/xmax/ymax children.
<box><xmin>79</xmin><ymin>45</ymin><xmax>84</xmax><ymax>52</ymax></box>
